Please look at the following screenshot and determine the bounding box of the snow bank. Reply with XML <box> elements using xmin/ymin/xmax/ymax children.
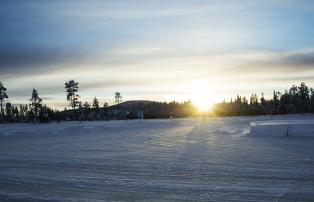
<box><xmin>249</xmin><ymin>120</ymin><xmax>314</xmax><ymax>138</ymax></box>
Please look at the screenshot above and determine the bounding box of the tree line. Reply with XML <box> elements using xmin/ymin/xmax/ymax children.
<box><xmin>0</xmin><ymin>80</ymin><xmax>196</xmax><ymax>123</ymax></box>
<box><xmin>212</xmin><ymin>82</ymin><xmax>314</xmax><ymax>116</ymax></box>
<box><xmin>0</xmin><ymin>81</ymin><xmax>313</xmax><ymax>123</ymax></box>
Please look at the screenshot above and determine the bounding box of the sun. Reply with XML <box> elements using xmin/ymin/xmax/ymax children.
<box><xmin>191</xmin><ymin>95</ymin><xmax>214</xmax><ymax>112</ymax></box>
<box><xmin>185</xmin><ymin>79</ymin><xmax>218</xmax><ymax>112</ymax></box>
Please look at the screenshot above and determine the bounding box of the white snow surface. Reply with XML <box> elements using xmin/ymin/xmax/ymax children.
<box><xmin>1</xmin><ymin>115</ymin><xmax>314</xmax><ymax>201</ymax></box>
<box><xmin>250</xmin><ymin>116</ymin><xmax>314</xmax><ymax>138</ymax></box>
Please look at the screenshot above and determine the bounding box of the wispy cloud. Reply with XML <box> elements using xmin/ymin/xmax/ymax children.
<box><xmin>227</xmin><ymin>49</ymin><xmax>314</xmax><ymax>73</ymax></box>
<box><xmin>1</xmin><ymin>1</ymin><xmax>314</xmax><ymax>108</ymax></box>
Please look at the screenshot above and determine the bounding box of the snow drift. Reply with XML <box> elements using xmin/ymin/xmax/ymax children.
<box><xmin>249</xmin><ymin>120</ymin><xmax>314</xmax><ymax>138</ymax></box>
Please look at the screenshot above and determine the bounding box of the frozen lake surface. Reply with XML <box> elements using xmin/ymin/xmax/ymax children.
<box><xmin>1</xmin><ymin>115</ymin><xmax>314</xmax><ymax>201</ymax></box>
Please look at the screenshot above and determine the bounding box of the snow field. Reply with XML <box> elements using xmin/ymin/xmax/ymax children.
<box><xmin>0</xmin><ymin>115</ymin><xmax>314</xmax><ymax>201</ymax></box>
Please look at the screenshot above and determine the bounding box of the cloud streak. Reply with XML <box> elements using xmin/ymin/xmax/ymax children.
<box><xmin>227</xmin><ymin>49</ymin><xmax>314</xmax><ymax>73</ymax></box>
<box><xmin>1</xmin><ymin>1</ymin><xmax>314</xmax><ymax>108</ymax></box>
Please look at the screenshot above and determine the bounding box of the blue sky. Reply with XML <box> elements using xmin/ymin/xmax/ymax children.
<box><xmin>1</xmin><ymin>0</ymin><xmax>314</xmax><ymax>108</ymax></box>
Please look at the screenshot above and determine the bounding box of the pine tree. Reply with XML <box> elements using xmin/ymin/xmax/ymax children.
<box><xmin>0</xmin><ymin>81</ymin><xmax>8</xmax><ymax>118</ymax></box>
<box><xmin>65</xmin><ymin>80</ymin><xmax>79</xmax><ymax>119</ymax></box>
<box><xmin>78</xmin><ymin>101</ymin><xmax>83</xmax><ymax>121</ymax></box>
<box><xmin>5</xmin><ymin>102</ymin><xmax>12</xmax><ymax>122</ymax></box>
<box><xmin>93</xmin><ymin>97</ymin><xmax>99</xmax><ymax>109</ymax></box>
<box><xmin>83</xmin><ymin>101</ymin><xmax>90</xmax><ymax>109</ymax></box>
<box><xmin>289</xmin><ymin>85</ymin><xmax>298</xmax><ymax>113</ymax></box>
<box><xmin>260</xmin><ymin>92</ymin><xmax>267</xmax><ymax>114</ymax></box>
<box><xmin>310</xmin><ymin>88</ymin><xmax>314</xmax><ymax>113</ymax></box>
<box><xmin>13</xmin><ymin>106</ymin><xmax>19</xmax><ymax>122</ymax></box>
<box><xmin>30</xmin><ymin>89</ymin><xmax>42</xmax><ymax>123</ymax></box>
<box><xmin>273</xmin><ymin>91</ymin><xmax>281</xmax><ymax>114</ymax></box>
<box><xmin>298</xmin><ymin>82</ymin><xmax>309</xmax><ymax>113</ymax></box>
<box><xmin>83</xmin><ymin>101</ymin><xmax>90</xmax><ymax>120</ymax></box>
<box><xmin>115</xmin><ymin>92</ymin><xmax>122</xmax><ymax>110</ymax></box>
<box><xmin>279</xmin><ymin>90</ymin><xmax>289</xmax><ymax>114</ymax></box>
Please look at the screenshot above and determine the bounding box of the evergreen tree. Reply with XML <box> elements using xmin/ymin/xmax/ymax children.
<box><xmin>309</xmin><ymin>88</ymin><xmax>314</xmax><ymax>113</ymax></box>
<box><xmin>298</xmin><ymin>82</ymin><xmax>309</xmax><ymax>113</ymax></box>
<box><xmin>83</xmin><ymin>101</ymin><xmax>90</xmax><ymax>109</ymax></box>
<box><xmin>0</xmin><ymin>81</ymin><xmax>8</xmax><ymax>118</ymax></box>
<box><xmin>260</xmin><ymin>92</ymin><xmax>267</xmax><ymax>114</ymax></box>
<box><xmin>115</xmin><ymin>92</ymin><xmax>122</xmax><ymax>110</ymax></box>
<box><xmin>30</xmin><ymin>88</ymin><xmax>42</xmax><ymax>123</ymax></box>
<box><xmin>78</xmin><ymin>101</ymin><xmax>83</xmax><ymax>121</ymax></box>
<box><xmin>83</xmin><ymin>101</ymin><xmax>90</xmax><ymax>120</ymax></box>
<box><xmin>65</xmin><ymin>80</ymin><xmax>79</xmax><ymax>119</ymax></box>
<box><xmin>39</xmin><ymin>104</ymin><xmax>49</xmax><ymax>123</ymax></box>
<box><xmin>279</xmin><ymin>90</ymin><xmax>289</xmax><ymax>114</ymax></box>
<box><xmin>289</xmin><ymin>85</ymin><xmax>298</xmax><ymax>113</ymax></box>
<box><xmin>2</xmin><ymin>81</ymin><xmax>314</xmax><ymax>123</ymax></box>
<box><xmin>272</xmin><ymin>91</ymin><xmax>281</xmax><ymax>114</ymax></box>
<box><xmin>12</xmin><ymin>106</ymin><xmax>19</xmax><ymax>122</ymax></box>
<box><xmin>93</xmin><ymin>97</ymin><xmax>99</xmax><ymax>109</ymax></box>
<box><xmin>5</xmin><ymin>102</ymin><xmax>13</xmax><ymax>122</ymax></box>
<box><xmin>92</xmin><ymin>97</ymin><xmax>100</xmax><ymax>120</ymax></box>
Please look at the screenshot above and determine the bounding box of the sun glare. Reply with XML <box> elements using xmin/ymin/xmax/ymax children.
<box><xmin>192</xmin><ymin>98</ymin><xmax>213</xmax><ymax>112</ymax></box>
<box><xmin>186</xmin><ymin>80</ymin><xmax>218</xmax><ymax>112</ymax></box>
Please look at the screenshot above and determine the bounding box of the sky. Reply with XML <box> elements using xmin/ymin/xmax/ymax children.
<box><xmin>1</xmin><ymin>0</ymin><xmax>314</xmax><ymax>109</ymax></box>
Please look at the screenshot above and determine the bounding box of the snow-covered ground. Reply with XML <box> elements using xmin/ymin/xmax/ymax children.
<box><xmin>1</xmin><ymin>115</ymin><xmax>314</xmax><ymax>201</ymax></box>
<box><xmin>250</xmin><ymin>118</ymin><xmax>314</xmax><ymax>138</ymax></box>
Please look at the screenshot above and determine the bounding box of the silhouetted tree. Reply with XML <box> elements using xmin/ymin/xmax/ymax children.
<box><xmin>65</xmin><ymin>80</ymin><xmax>79</xmax><ymax>119</ymax></box>
<box><xmin>82</xmin><ymin>101</ymin><xmax>90</xmax><ymax>120</ymax></box>
<box><xmin>39</xmin><ymin>104</ymin><xmax>50</xmax><ymax>123</ymax></box>
<box><xmin>93</xmin><ymin>97</ymin><xmax>99</xmax><ymax>109</ymax></box>
<box><xmin>2</xmin><ymin>81</ymin><xmax>314</xmax><ymax>123</ymax></box>
<box><xmin>0</xmin><ymin>81</ymin><xmax>8</xmax><ymax>119</ymax></box>
<box><xmin>272</xmin><ymin>91</ymin><xmax>281</xmax><ymax>114</ymax></box>
<box><xmin>83</xmin><ymin>101</ymin><xmax>90</xmax><ymax>109</ymax></box>
<box><xmin>260</xmin><ymin>92</ymin><xmax>267</xmax><ymax>114</ymax></box>
<box><xmin>30</xmin><ymin>88</ymin><xmax>42</xmax><ymax>123</ymax></box>
<box><xmin>249</xmin><ymin>94</ymin><xmax>259</xmax><ymax>115</ymax></box>
<box><xmin>310</xmin><ymin>88</ymin><xmax>314</xmax><ymax>113</ymax></box>
<box><xmin>78</xmin><ymin>101</ymin><xmax>83</xmax><ymax>122</ymax></box>
<box><xmin>289</xmin><ymin>85</ymin><xmax>298</xmax><ymax>113</ymax></box>
<box><xmin>115</xmin><ymin>92</ymin><xmax>122</xmax><ymax>110</ymax></box>
<box><xmin>5</xmin><ymin>102</ymin><xmax>13</xmax><ymax>122</ymax></box>
<box><xmin>298</xmin><ymin>82</ymin><xmax>309</xmax><ymax>113</ymax></box>
<box><xmin>19</xmin><ymin>104</ymin><xmax>28</xmax><ymax>122</ymax></box>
